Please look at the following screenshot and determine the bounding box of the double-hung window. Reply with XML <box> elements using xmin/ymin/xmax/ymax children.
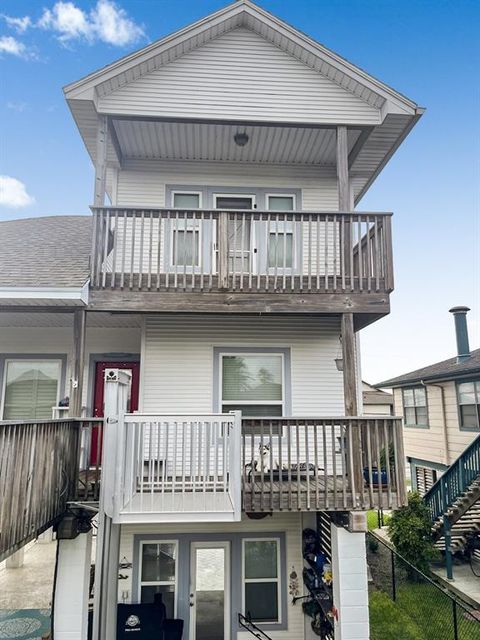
<box><xmin>139</xmin><ymin>541</ymin><xmax>177</xmax><ymax>617</ymax></box>
<box><xmin>243</xmin><ymin>538</ymin><xmax>281</xmax><ymax>623</ymax></box>
<box><xmin>2</xmin><ymin>360</ymin><xmax>61</xmax><ymax>420</ymax></box>
<box><xmin>402</xmin><ymin>387</ymin><xmax>428</xmax><ymax>427</ymax></box>
<box><xmin>171</xmin><ymin>192</ymin><xmax>201</xmax><ymax>268</ymax></box>
<box><xmin>220</xmin><ymin>353</ymin><xmax>284</xmax><ymax>417</ymax></box>
<box><xmin>457</xmin><ymin>380</ymin><xmax>480</xmax><ymax>430</ymax></box>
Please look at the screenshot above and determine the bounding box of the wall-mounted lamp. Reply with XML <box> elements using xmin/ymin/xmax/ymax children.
<box><xmin>234</xmin><ymin>132</ymin><xmax>249</xmax><ymax>147</ymax></box>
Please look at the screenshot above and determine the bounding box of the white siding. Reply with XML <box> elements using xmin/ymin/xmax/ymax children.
<box><xmin>118</xmin><ymin>512</ymin><xmax>306</xmax><ymax>640</ymax></box>
<box><xmin>141</xmin><ymin>315</ymin><xmax>344</xmax><ymax>415</ymax></box>
<box><xmin>116</xmin><ymin>159</ymin><xmax>339</xmax><ymax>210</ymax></box>
<box><xmin>0</xmin><ymin>326</ymin><xmax>141</xmax><ymax>415</ymax></box>
<box><xmin>99</xmin><ymin>28</ymin><xmax>380</xmax><ymax>126</ymax></box>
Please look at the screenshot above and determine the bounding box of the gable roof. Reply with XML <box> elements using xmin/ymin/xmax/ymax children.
<box><xmin>64</xmin><ymin>0</ymin><xmax>418</xmax><ymax>115</ymax></box>
<box><xmin>0</xmin><ymin>216</ymin><xmax>91</xmax><ymax>289</ymax></box>
<box><xmin>375</xmin><ymin>349</ymin><xmax>480</xmax><ymax>388</ymax></box>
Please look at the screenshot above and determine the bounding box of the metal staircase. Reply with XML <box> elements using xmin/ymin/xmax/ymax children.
<box><xmin>238</xmin><ymin>614</ymin><xmax>273</xmax><ymax>639</ymax></box>
<box><xmin>424</xmin><ymin>434</ymin><xmax>480</xmax><ymax>561</ymax></box>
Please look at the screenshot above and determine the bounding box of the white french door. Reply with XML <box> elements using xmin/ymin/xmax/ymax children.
<box><xmin>189</xmin><ymin>542</ymin><xmax>230</xmax><ymax>640</ymax></box>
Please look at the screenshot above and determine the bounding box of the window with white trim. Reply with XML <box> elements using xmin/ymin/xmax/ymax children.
<box><xmin>402</xmin><ymin>387</ymin><xmax>428</xmax><ymax>427</ymax></box>
<box><xmin>139</xmin><ymin>541</ymin><xmax>177</xmax><ymax>617</ymax></box>
<box><xmin>457</xmin><ymin>380</ymin><xmax>480</xmax><ymax>430</ymax></box>
<box><xmin>171</xmin><ymin>192</ymin><xmax>201</xmax><ymax>267</ymax></box>
<box><xmin>220</xmin><ymin>353</ymin><xmax>284</xmax><ymax>417</ymax></box>
<box><xmin>2</xmin><ymin>360</ymin><xmax>61</xmax><ymax>420</ymax></box>
<box><xmin>243</xmin><ymin>538</ymin><xmax>281</xmax><ymax>623</ymax></box>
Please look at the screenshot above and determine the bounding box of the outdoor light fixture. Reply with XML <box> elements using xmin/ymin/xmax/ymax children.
<box><xmin>234</xmin><ymin>132</ymin><xmax>249</xmax><ymax>146</ymax></box>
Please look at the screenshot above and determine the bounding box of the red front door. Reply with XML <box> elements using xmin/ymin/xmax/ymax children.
<box><xmin>91</xmin><ymin>361</ymin><xmax>140</xmax><ymax>465</ymax></box>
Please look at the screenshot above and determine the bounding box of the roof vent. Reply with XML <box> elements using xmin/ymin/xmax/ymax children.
<box><xmin>449</xmin><ymin>306</ymin><xmax>471</xmax><ymax>363</ymax></box>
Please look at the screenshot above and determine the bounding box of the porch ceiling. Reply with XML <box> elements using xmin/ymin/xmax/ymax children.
<box><xmin>111</xmin><ymin>118</ymin><xmax>362</xmax><ymax>165</ymax></box>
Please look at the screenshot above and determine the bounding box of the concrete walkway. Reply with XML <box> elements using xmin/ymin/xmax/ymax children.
<box><xmin>431</xmin><ymin>562</ymin><xmax>480</xmax><ymax>607</ymax></box>
<box><xmin>0</xmin><ymin>539</ymin><xmax>56</xmax><ymax>609</ymax></box>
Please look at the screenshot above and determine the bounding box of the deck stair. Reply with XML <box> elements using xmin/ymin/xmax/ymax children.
<box><xmin>424</xmin><ymin>433</ymin><xmax>480</xmax><ymax>554</ymax></box>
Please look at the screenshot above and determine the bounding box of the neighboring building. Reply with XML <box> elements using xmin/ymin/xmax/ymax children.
<box><xmin>376</xmin><ymin>307</ymin><xmax>479</xmax><ymax>494</ymax></box>
<box><xmin>362</xmin><ymin>382</ymin><xmax>393</xmax><ymax>416</ymax></box>
<box><xmin>0</xmin><ymin>2</ymin><xmax>424</xmax><ymax>639</ymax></box>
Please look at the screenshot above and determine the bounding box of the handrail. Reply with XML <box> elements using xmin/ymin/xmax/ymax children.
<box><xmin>424</xmin><ymin>432</ymin><xmax>480</xmax><ymax>522</ymax></box>
<box><xmin>90</xmin><ymin>206</ymin><xmax>393</xmax><ymax>295</ymax></box>
<box><xmin>238</xmin><ymin>614</ymin><xmax>273</xmax><ymax>640</ymax></box>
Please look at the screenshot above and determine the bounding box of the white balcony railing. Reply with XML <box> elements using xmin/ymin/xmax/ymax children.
<box><xmin>114</xmin><ymin>413</ymin><xmax>242</xmax><ymax>523</ymax></box>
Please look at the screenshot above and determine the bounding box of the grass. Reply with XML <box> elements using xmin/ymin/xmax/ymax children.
<box><xmin>367</xmin><ymin>509</ymin><xmax>391</xmax><ymax>531</ymax></box>
<box><xmin>370</xmin><ymin>591</ymin><xmax>424</xmax><ymax>640</ymax></box>
<box><xmin>370</xmin><ymin>582</ymin><xmax>479</xmax><ymax>640</ymax></box>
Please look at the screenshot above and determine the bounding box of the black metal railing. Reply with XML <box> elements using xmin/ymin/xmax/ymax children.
<box><xmin>238</xmin><ymin>614</ymin><xmax>273</xmax><ymax>640</ymax></box>
<box><xmin>367</xmin><ymin>531</ymin><xmax>480</xmax><ymax>639</ymax></box>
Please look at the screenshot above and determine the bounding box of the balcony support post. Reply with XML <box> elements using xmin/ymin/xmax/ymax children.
<box><xmin>92</xmin><ymin>369</ymin><xmax>130</xmax><ymax>640</ymax></box>
<box><xmin>218</xmin><ymin>210</ymin><xmax>229</xmax><ymax>289</ymax></box>
<box><xmin>337</xmin><ymin>125</ymin><xmax>353</xmax><ymax>285</ymax></box>
<box><xmin>69</xmin><ymin>308</ymin><xmax>87</xmax><ymax>417</ymax></box>
<box><xmin>94</xmin><ymin>113</ymin><xmax>108</xmax><ymax>207</ymax></box>
<box><xmin>342</xmin><ymin>312</ymin><xmax>364</xmax><ymax>506</ymax></box>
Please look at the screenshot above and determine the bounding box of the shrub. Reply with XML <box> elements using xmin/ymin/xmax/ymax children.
<box><xmin>388</xmin><ymin>491</ymin><xmax>437</xmax><ymax>573</ymax></box>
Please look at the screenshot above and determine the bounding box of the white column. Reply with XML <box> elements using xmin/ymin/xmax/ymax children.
<box><xmin>331</xmin><ymin>523</ymin><xmax>369</xmax><ymax>640</ymax></box>
<box><xmin>5</xmin><ymin>548</ymin><xmax>25</xmax><ymax>568</ymax></box>
<box><xmin>54</xmin><ymin>531</ymin><xmax>93</xmax><ymax>640</ymax></box>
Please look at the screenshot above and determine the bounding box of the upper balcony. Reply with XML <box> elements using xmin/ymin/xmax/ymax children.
<box><xmin>89</xmin><ymin>206</ymin><xmax>393</xmax><ymax>326</ymax></box>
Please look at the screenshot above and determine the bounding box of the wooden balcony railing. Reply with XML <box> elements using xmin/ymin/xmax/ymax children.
<box><xmin>241</xmin><ymin>417</ymin><xmax>406</xmax><ymax>512</ymax></box>
<box><xmin>90</xmin><ymin>207</ymin><xmax>393</xmax><ymax>295</ymax></box>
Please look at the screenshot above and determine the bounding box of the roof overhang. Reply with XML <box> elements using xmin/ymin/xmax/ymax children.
<box><xmin>0</xmin><ymin>283</ymin><xmax>89</xmax><ymax>307</ymax></box>
<box><xmin>64</xmin><ymin>0</ymin><xmax>424</xmax><ymax>202</ymax></box>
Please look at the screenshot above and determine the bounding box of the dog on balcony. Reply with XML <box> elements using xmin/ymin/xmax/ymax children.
<box><xmin>252</xmin><ymin>443</ymin><xmax>280</xmax><ymax>474</ymax></box>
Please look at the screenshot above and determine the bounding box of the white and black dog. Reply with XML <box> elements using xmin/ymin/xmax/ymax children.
<box><xmin>252</xmin><ymin>443</ymin><xmax>280</xmax><ymax>474</ymax></box>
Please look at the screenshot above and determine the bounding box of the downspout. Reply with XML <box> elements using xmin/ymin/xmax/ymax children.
<box><xmin>421</xmin><ymin>379</ymin><xmax>449</xmax><ymax>467</ymax></box>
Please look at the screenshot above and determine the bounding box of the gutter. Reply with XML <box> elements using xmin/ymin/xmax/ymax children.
<box><xmin>421</xmin><ymin>379</ymin><xmax>450</xmax><ymax>467</ymax></box>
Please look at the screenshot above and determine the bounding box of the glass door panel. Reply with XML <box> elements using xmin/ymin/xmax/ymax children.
<box><xmin>190</xmin><ymin>543</ymin><xmax>229</xmax><ymax>640</ymax></box>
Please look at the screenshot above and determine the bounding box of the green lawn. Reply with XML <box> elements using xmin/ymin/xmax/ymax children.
<box><xmin>370</xmin><ymin>583</ymin><xmax>479</xmax><ymax>640</ymax></box>
<box><xmin>370</xmin><ymin>591</ymin><xmax>424</xmax><ymax>640</ymax></box>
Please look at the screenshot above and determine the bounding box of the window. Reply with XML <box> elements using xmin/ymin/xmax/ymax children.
<box><xmin>457</xmin><ymin>380</ymin><xmax>480</xmax><ymax>430</ymax></box>
<box><xmin>221</xmin><ymin>353</ymin><xmax>284</xmax><ymax>417</ymax></box>
<box><xmin>266</xmin><ymin>195</ymin><xmax>296</xmax><ymax>271</ymax></box>
<box><xmin>139</xmin><ymin>541</ymin><xmax>177</xmax><ymax>617</ymax></box>
<box><xmin>402</xmin><ymin>387</ymin><xmax>428</xmax><ymax>427</ymax></box>
<box><xmin>2</xmin><ymin>360</ymin><xmax>61</xmax><ymax>420</ymax></box>
<box><xmin>171</xmin><ymin>193</ymin><xmax>201</xmax><ymax>267</ymax></box>
<box><xmin>243</xmin><ymin>539</ymin><xmax>281</xmax><ymax>623</ymax></box>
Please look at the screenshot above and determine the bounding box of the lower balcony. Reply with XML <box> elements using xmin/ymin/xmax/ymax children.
<box><xmin>96</xmin><ymin>413</ymin><xmax>406</xmax><ymax>524</ymax></box>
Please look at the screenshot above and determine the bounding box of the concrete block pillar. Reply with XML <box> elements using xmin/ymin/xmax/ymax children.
<box><xmin>53</xmin><ymin>531</ymin><xmax>92</xmax><ymax>640</ymax></box>
<box><xmin>5</xmin><ymin>547</ymin><xmax>25</xmax><ymax>568</ymax></box>
<box><xmin>331</xmin><ymin>523</ymin><xmax>369</xmax><ymax>640</ymax></box>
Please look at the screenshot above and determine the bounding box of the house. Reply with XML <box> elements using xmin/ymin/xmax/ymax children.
<box><xmin>362</xmin><ymin>382</ymin><xmax>393</xmax><ymax>416</ymax></box>
<box><xmin>0</xmin><ymin>1</ymin><xmax>424</xmax><ymax>639</ymax></box>
<box><xmin>375</xmin><ymin>306</ymin><xmax>480</xmax><ymax>577</ymax></box>
<box><xmin>375</xmin><ymin>307</ymin><xmax>479</xmax><ymax>494</ymax></box>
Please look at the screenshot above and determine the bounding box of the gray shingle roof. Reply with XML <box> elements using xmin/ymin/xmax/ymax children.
<box><xmin>0</xmin><ymin>216</ymin><xmax>92</xmax><ymax>288</ymax></box>
<box><xmin>375</xmin><ymin>348</ymin><xmax>480</xmax><ymax>388</ymax></box>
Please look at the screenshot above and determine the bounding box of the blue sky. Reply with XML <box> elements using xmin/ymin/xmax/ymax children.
<box><xmin>0</xmin><ymin>0</ymin><xmax>478</xmax><ymax>382</ymax></box>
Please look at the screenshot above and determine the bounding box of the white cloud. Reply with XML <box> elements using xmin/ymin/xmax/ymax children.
<box><xmin>0</xmin><ymin>35</ymin><xmax>27</xmax><ymax>57</ymax></box>
<box><xmin>6</xmin><ymin>101</ymin><xmax>28</xmax><ymax>112</ymax></box>
<box><xmin>0</xmin><ymin>176</ymin><xmax>35</xmax><ymax>208</ymax></box>
<box><xmin>2</xmin><ymin>15</ymin><xmax>32</xmax><ymax>33</ymax></box>
<box><xmin>39</xmin><ymin>0</ymin><xmax>144</xmax><ymax>46</ymax></box>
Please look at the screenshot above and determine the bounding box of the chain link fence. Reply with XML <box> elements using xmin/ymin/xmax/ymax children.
<box><xmin>367</xmin><ymin>531</ymin><xmax>480</xmax><ymax>640</ymax></box>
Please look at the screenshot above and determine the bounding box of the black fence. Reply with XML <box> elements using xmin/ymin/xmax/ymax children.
<box><xmin>367</xmin><ymin>532</ymin><xmax>480</xmax><ymax>640</ymax></box>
